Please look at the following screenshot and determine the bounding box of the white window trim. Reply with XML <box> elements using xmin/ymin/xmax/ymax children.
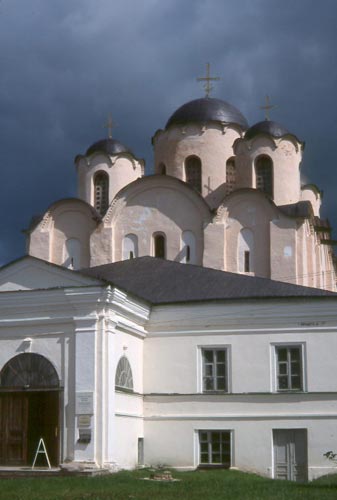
<box><xmin>195</xmin><ymin>429</ymin><xmax>234</xmax><ymax>468</ymax></box>
<box><xmin>270</xmin><ymin>342</ymin><xmax>307</xmax><ymax>393</ymax></box>
<box><xmin>197</xmin><ymin>345</ymin><xmax>231</xmax><ymax>393</ymax></box>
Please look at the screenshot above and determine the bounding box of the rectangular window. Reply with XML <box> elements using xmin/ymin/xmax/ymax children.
<box><xmin>199</xmin><ymin>431</ymin><xmax>231</xmax><ymax>467</ymax></box>
<box><xmin>202</xmin><ymin>349</ymin><xmax>227</xmax><ymax>392</ymax></box>
<box><xmin>244</xmin><ymin>251</ymin><xmax>250</xmax><ymax>272</ymax></box>
<box><xmin>275</xmin><ymin>346</ymin><xmax>303</xmax><ymax>391</ymax></box>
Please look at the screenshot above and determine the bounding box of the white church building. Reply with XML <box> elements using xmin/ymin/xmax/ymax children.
<box><xmin>1</xmin><ymin>91</ymin><xmax>337</xmax><ymax>481</ymax></box>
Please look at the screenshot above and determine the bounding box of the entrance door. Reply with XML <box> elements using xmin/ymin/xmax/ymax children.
<box><xmin>0</xmin><ymin>394</ymin><xmax>28</xmax><ymax>465</ymax></box>
<box><xmin>0</xmin><ymin>353</ymin><xmax>61</xmax><ymax>467</ymax></box>
<box><xmin>273</xmin><ymin>429</ymin><xmax>308</xmax><ymax>482</ymax></box>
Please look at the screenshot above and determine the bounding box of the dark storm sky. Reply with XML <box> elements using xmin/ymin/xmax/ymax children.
<box><xmin>1</xmin><ymin>0</ymin><xmax>337</xmax><ymax>265</ymax></box>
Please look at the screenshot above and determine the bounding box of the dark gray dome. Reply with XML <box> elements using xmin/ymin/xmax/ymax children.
<box><xmin>245</xmin><ymin>120</ymin><xmax>292</xmax><ymax>140</ymax></box>
<box><xmin>86</xmin><ymin>138</ymin><xmax>132</xmax><ymax>157</ymax></box>
<box><xmin>165</xmin><ymin>97</ymin><xmax>248</xmax><ymax>129</ymax></box>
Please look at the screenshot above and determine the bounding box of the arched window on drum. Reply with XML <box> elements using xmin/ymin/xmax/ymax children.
<box><xmin>255</xmin><ymin>155</ymin><xmax>273</xmax><ymax>199</ymax></box>
<box><xmin>185</xmin><ymin>156</ymin><xmax>202</xmax><ymax>193</ymax></box>
<box><xmin>226</xmin><ymin>157</ymin><xmax>236</xmax><ymax>195</ymax></box>
<box><xmin>94</xmin><ymin>171</ymin><xmax>109</xmax><ymax>215</ymax></box>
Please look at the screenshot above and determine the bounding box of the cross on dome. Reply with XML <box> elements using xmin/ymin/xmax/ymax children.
<box><xmin>103</xmin><ymin>113</ymin><xmax>116</xmax><ymax>139</ymax></box>
<box><xmin>197</xmin><ymin>63</ymin><xmax>220</xmax><ymax>98</ymax></box>
<box><xmin>260</xmin><ymin>95</ymin><xmax>278</xmax><ymax>121</ymax></box>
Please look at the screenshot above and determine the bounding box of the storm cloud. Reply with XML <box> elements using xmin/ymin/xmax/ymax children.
<box><xmin>1</xmin><ymin>0</ymin><xmax>337</xmax><ymax>264</ymax></box>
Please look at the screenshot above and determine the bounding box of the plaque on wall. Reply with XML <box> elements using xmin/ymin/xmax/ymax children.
<box><xmin>76</xmin><ymin>392</ymin><xmax>94</xmax><ymax>414</ymax></box>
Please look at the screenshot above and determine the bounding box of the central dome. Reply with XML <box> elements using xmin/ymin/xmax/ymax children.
<box><xmin>165</xmin><ymin>97</ymin><xmax>248</xmax><ymax>129</ymax></box>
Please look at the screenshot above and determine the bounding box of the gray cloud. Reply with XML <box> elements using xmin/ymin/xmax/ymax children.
<box><xmin>1</xmin><ymin>0</ymin><xmax>337</xmax><ymax>264</ymax></box>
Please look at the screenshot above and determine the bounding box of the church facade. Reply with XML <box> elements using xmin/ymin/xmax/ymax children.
<box><xmin>1</xmin><ymin>95</ymin><xmax>337</xmax><ymax>481</ymax></box>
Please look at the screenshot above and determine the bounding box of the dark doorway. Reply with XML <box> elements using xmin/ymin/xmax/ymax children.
<box><xmin>0</xmin><ymin>353</ymin><xmax>61</xmax><ymax>467</ymax></box>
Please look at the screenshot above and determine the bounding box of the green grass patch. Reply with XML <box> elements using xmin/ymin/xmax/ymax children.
<box><xmin>0</xmin><ymin>468</ymin><xmax>336</xmax><ymax>500</ymax></box>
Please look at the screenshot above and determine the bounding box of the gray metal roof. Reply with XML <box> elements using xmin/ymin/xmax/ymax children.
<box><xmin>86</xmin><ymin>138</ymin><xmax>132</xmax><ymax>157</ymax></box>
<box><xmin>165</xmin><ymin>98</ymin><xmax>248</xmax><ymax>130</ymax></box>
<box><xmin>245</xmin><ymin>120</ymin><xmax>299</xmax><ymax>141</ymax></box>
<box><xmin>81</xmin><ymin>257</ymin><xmax>336</xmax><ymax>305</ymax></box>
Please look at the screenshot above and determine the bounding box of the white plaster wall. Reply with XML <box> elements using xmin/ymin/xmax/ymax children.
<box><xmin>220</xmin><ymin>191</ymin><xmax>276</xmax><ymax>277</ymax></box>
<box><xmin>76</xmin><ymin>154</ymin><xmax>142</xmax><ymax>207</ymax></box>
<box><xmin>143</xmin><ymin>416</ymin><xmax>337</xmax><ymax>479</ymax></box>
<box><xmin>301</xmin><ymin>187</ymin><xmax>321</xmax><ymax>217</ymax></box>
<box><xmin>112</xmin><ymin>183</ymin><xmax>209</xmax><ymax>264</ymax></box>
<box><xmin>145</xmin><ymin>301</ymin><xmax>337</xmax><ymax>394</ymax></box>
<box><xmin>235</xmin><ymin>136</ymin><xmax>302</xmax><ymax>206</ymax></box>
<box><xmin>153</xmin><ymin>124</ymin><xmax>242</xmax><ymax>208</ymax></box>
<box><xmin>270</xmin><ymin>217</ymin><xmax>297</xmax><ymax>283</ymax></box>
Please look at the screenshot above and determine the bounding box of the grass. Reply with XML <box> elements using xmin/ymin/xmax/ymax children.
<box><xmin>0</xmin><ymin>468</ymin><xmax>337</xmax><ymax>500</ymax></box>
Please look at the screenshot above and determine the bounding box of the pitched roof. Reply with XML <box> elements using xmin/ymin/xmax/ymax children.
<box><xmin>81</xmin><ymin>257</ymin><xmax>336</xmax><ymax>305</ymax></box>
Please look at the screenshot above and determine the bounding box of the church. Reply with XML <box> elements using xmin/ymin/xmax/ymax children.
<box><xmin>1</xmin><ymin>77</ymin><xmax>337</xmax><ymax>481</ymax></box>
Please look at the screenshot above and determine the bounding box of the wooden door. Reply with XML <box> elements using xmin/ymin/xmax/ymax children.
<box><xmin>0</xmin><ymin>394</ymin><xmax>28</xmax><ymax>465</ymax></box>
<box><xmin>273</xmin><ymin>429</ymin><xmax>307</xmax><ymax>482</ymax></box>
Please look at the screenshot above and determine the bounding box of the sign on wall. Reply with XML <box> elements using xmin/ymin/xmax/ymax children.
<box><xmin>76</xmin><ymin>392</ymin><xmax>94</xmax><ymax>415</ymax></box>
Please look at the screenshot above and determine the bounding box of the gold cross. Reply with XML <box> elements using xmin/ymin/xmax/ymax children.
<box><xmin>103</xmin><ymin>113</ymin><xmax>116</xmax><ymax>138</ymax></box>
<box><xmin>197</xmin><ymin>63</ymin><xmax>220</xmax><ymax>97</ymax></box>
<box><xmin>260</xmin><ymin>95</ymin><xmax>278</xmax><ymax>121</ymax></box>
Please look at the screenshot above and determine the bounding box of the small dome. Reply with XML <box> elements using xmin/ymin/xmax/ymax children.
<box><xmin>245</xmin><ymin>120</ymin><xmax>293</xmax><ymax>140</ymax></box>
<box><xmin>166</xmin><ymin>97</ymin><xmax>248</xmax><ymax>129</ymax></box>
<box><xmin>86</xmin><ymin>138</ymin><xmax>132</xmax><ymax>157</ymax></box>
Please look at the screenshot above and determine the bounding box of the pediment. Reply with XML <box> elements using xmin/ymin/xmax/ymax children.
<box><xmin>0</xmin><ymin>256</ymin><xmax>102</xmax><ymax>292</ymax></box>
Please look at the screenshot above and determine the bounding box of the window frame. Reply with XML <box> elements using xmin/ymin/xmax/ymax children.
<box><xmin>255</xmin><ymin>155</ymin><xmax>273</xmax><ymax>199</ymax></box>
<box><xmin>115</xmin><ymin>355</ymin><xmax>134</xmax><ymax>392</ymax></box>
<box><xmin>198</xmin><ymin>346</ymin><xmax>230</xmax><ymax>393</ymax></box>
<box><xmin>153</xmin><ymin>232</ymin><xmax>166</xmax><ymax>259</ymax></box>
<box><xmin>198</xmin><ymin>430</ymin><xmax>233</xmax><ymax>468</ymax></box>
<box><xmin>185</xmin><ymin>155</ymin><xmax>202</xmax><ymax>193</ymax></box>
<box><xmin>272</xmin><ymin>343</ymin><xmax>306</xmax><ymax>393</ymax></box>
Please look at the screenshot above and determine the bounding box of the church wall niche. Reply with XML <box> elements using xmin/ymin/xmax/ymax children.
<box><xmin>51</xmin><ymin>209</ymin><xmax>93</xmax><ymax>269</ymax></box>
<box><xmin>223</xmin><ymin>193</ymin><xmax>274</xmax><ymax>278</ymax></box>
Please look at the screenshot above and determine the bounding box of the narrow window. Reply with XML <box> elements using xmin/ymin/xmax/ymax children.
<box><xmin>123</xmin><ymin>234</ymin><xmax>138</xmax><ymax>260</ymax></box>
<box><xmin>115</xmin><ymin>356</ymin><xmax>133</xmax><ymax>391</ymax></box>
<box><xmin>226</xmin><ymin>157</ymin><xmax>236</xmax><ymax>194</ymax></box>
<box><xmin>238</xmin><ymin>228</ymin><xmax>254</xmax><ymax>273</ymax></box>
<box><xmin>275</xmin><ymin>346</ymin><xmax>303</xmax><ymax>391</ymax></box>
<box><xmin>202</xmin><ymin>349</ymin><xmax>228</xmax><ymax>392</ymax></box>
<box><xmin>244</xmin><ymin>251</ymin><xmax>250</xmax><ymax>272</ymax></box>
<box><xmin>256</xmin><ymin>155</ymin><xmax>273</xmax><ymax>198</ymax></box>
<box><xmin>186</xmin><ymin>245</ymin><xmax>191</xmax><ymax>263</ymax></box>
<box><xmin>181</xmin><ymin>230</ymin><xmax>196</xmax><ymax>264</ymax></box>
<box><xmin>185</xmin><ymin>156</ymin><xmax>202</xmax><ymax>193</ymax></box>
<box><xmin>199</xmin><ymin>431</ymin><xmax>231</xmax><ymax>468</ymax></box>
<box><xmin>158</xmin><ymin>163</ymin><xmax>166</xmax><ymax>175</ymax></box>
<box><xmin>63</xmin><ymin>238</ymin><xmax>81</xmax><ymax>270</ymax></box>
<box><xmin>94</xmin><ymin>171</ymin><xmax>109</xmax><ymax>215</ymax></box>
<box><xmin>154</xmin><ymin>233</ymin><xmax>166</xmax><ymax>259</ymax></box>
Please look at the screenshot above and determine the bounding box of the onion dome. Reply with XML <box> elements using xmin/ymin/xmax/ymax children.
<box><xmin>86</xmin><ymin>138</ymin><xmax>132</xmax><ymax>157</ymax></box>
<box><xmin>165</xmin><ymin>97</ymin><xmax>248</xmax><ymax>129</ymax></box>
<box><xmin>245</xmin><ymin>120</ymin><xmax>293</xmax><ymax>140</ymax></box>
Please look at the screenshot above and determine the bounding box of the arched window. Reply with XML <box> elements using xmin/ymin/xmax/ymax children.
<box><xmin>0</xmin><ymin>353</ymin><xmax>59</xmax><ymax>388</ymax></box>
<box><xmin>255</xmin><ymin>155</ymin><xmax>273</xmax><ymax>198</ymax></box>
<box><xmin>181</xmin><ymin>230</ymin><xmax>196</xmax><ymax>264</ymax></box>
<box><xmin>94</xmin><ymin>171</ymin><xmax>109</xmax><ymax>215</ymax></box>
<box><xmin>185</xmin><ymin>156</ymin><xmax>202</xmax><ymax>193</ymax></box>
<box><xmin>238</xmin><ymin>228</ymin><xmax>254</xmax><ymax>273</ymax></box>
<box><xmin>115</xmin><ymin>356</ymin><xmax>133</xmax><ymax>391</ymax></box>
<box><xmin>63</xmin><ymin>238</ymin><xmax>81</xmax><ymax>270</ymax></box>
<box><xmin>153</xmin><ymin>233</ymin><xmax>166</xmax><ymax>259</ymax></box>
<box><xmin>123</xmin><ymin>234</ymin><xmax>138</xmax><ymax>260</ymax></box>
<box><xmin>226</xmin><ymin>157</ymin><xmax>236</xmax><ymax>194</ymax></box>
<box><xmin>158</xmin><ymin>163</ymin><xmax>166</xmax><ymax>175</ymax></box>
